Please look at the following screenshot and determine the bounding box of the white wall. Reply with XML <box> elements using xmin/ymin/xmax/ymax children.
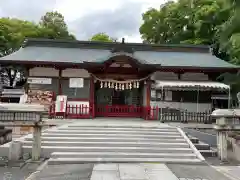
<box><xmin>181</xmin><ymin>72</ymin><xmax>209</xmax><ymax>81</ymax></box>
<box><xmin>29</xmin><ymin>67</ymin><xmax>59</xmax><ymax>77</ymax></box>
<box><xmin>29</xmin><ymin>68</ymin><xmax>90</xmax><ymax>78</ymax></box>
<box><xmin>152</xmin><ymin>72</ymin><xmax>209</xmax><ymax>81</ymax></box>
<box><xmin>150</xmin><ymin>101</ymin><xmax>211</xmax><ymax>112</ymax></box>
<box><xmin>62</xmin><ymin>68</ymin><xmax>90</xmax><ymax>78</ymax></box>
<box><xmin>151</xmin><ymin>72</ymin><xmax>178</xmax><ymax>80</ymax></box>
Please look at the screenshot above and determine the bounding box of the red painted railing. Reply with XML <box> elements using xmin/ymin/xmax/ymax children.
<box><xmin>96</xmin><ymin>105</ymin><xmax>142</xmax><ymax>118</ymax></box>
<box><xmin>49</xmin><ymin>104</ymin><xmax>92</xmax><ymax>119</ymax></box>
<box><xmin>49</xmin><ymin>104</ymin><xmax>213</xmax><ymax>123</ymax></box>
<box><xmin>49</xmin><ymin>104</ymin><xmax>159</xmax><ymax>120</ymax></box>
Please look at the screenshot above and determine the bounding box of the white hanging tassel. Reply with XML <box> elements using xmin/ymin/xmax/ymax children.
<box><xmin>129</xmin><ymin>83</ymin><xmax>132</xmax><ymax>89</ymax></box>
<box><xmin>108</xmin><ymin>82</ymin><xmax>111</xmax><ymax>88</ymax></box>
<box><xmin>104</xmin><ymin>82</ymin><xmax>108</xmax><ymax>88</ymax></box>
<box><xmin>122</xmin><ymin>84</ymin><xmax>124</xmax><ymax>90</ymax></box>
<box><xmin>133</xmin><ymin>82</ymin><xmax>136</xmax><ymax>88</ymax></box>
<box><xmin>136</xmin><ymin>82</ymin><xmax>139</xmax><ymax>88</ymax></box>
<box><xmin>100</xmin><ymin>81</ymin><xmax>103</xmax><ymax>88</ymax></box>
<box><xmin>111</xmin><ymin>82</ymin><xmax>114</xmax><ymax>89</ymax></box>
<box><xmin>115</xmin><ymin>83</ymin><xmax>118</xmax><ymax>90</ymax></box>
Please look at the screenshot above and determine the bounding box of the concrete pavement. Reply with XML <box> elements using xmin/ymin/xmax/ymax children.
<box><xmin>29</xmin><ymin>162</ymin><xmax>238</xmax><ymax>180</ymax></box>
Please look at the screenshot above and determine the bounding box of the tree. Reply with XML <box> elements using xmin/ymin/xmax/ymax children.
<box><xmin>39</xmin><ymin>11</ymin><xmax>75</xmax><ymax>40</ymax></box>
<box><xmin>140</xmin><ymin>0</ymin><xmax>225</xmax><ymax>45</ymax></box>
<box><xmin>90</xmin><ymin>33</ymin><xmax>114</xmax><ymax>42</ymax></box>
<box><xmin>140</xmin><ymin>0</ymin><xmax>240</xmax><ymax>96</ymax></box>
<box><xmin>0</xmin><ymin>18</ymin><xmax>42</xmax><ymax>87</ymax></box>
<box><xmin>217</xmin><ymin>0</ymin><xmax>240</xmax><ymax>65</ymax></box>
<box><xmin>0</xmin><ymin>11</ymin><xmax>76</xmax><ymax>87</ymax></box>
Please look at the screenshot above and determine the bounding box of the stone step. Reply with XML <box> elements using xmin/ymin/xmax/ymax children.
<box><xmin>41</xmin><ymin>133</ymin><xmax>182</xmax><ymax>139</ymax></box>
<box><xmin>46</xmin><ymin>129</ymin><xmax>179</xmax><ymax>135</ymax></box>
<box><xmin>194</xmin><ymin>143</ymin><xmax>210</xmax><ymax>150</ymax></box>
<box><xmin>22</xmin><ymin>146</ymin><xmax>194</xmax><ymax>158</ymax></box>
<box><xmin>66</xmin><ymin>125</ymin><xmax>174</xmax><ymax>129</ymax></box>
<box><xmin>47</xmin><ymin>157</ymin><xmax>202</xmax><ymax>165</ymax></box>
<box><xmin>189</xmin><ymin>137</ymin><xmax>199</xmax><ymax>144</ymax></box>
<box><xmin>51</xmin><ymin>152</ymin><xmax>197</xmax><ymax>159</ymax></box>
<box><xmin>199</xmin><ymin>149</ymin><xmax>217</xmax><ymax>157</ymax></box>
<box><xmin>23</xmin><ymin>141</ymin><xmax>190</xmax><ymax>148</ymax></box>
<box><xmin>59</xmin><ymin>126</ymin><xmax>178</xmax><ymax>132</ymax></box>
<box><xmin>25</xmin><ymin>136</ymin><xmax>186</xmax><ymax>142</ymax></box>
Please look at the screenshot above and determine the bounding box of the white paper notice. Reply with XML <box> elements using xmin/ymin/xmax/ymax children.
<box><xmin>69</xmin><ymin>78</ymin><xmax>84</xmax><ymax>88</ymax></box>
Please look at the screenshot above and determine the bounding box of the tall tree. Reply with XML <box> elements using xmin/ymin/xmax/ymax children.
<box><xmin>140</xmin><ymin>0</ymin><xmax>225</xmax><ymax>46</ymax></box>
<box><xmin>0</xmin><ymin>11</ymin><xmax>76</xmax><ymax>87</ymax></box>
<box><xmin>90</xmin><ymin>33</ymin><xmax>114</xmax><ymax>42</ymax></box>
<box><xmin>217</xmin><ymin>0</ymin><xmax>240</xmax><ymax>65</ymax></box>
<box><xmin>39</xmin><ymin>11</ymin><xmax>75</xmax><ymax>40</ymax></box>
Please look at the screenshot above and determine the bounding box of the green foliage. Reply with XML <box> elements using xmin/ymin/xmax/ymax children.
<box><xmin>140</xmin><ymin>0</ymin><xmax>240</xmax><ymax>66</ymax></box>
<box><xmin>39</xmin><ymin>11</ymin><xmax>75</xmax><ymax>40</ymax></box>
<box><xmin>90</xmin><ymin>33</ymin><xmax>114</xmax><ymax>42</ymax></box>
<box><xmin>0</xmin><ymin>11</ymin><xmax>75</xmax><ymax>87</ymax></box>
<box><xmin>140</xmin><ymin>0</ymin><xmax>224</xmax><ymax>45</ymax></box>
<box><xmin>140</xmin><ymin>0</ymin><xmax>240</xmax><ymax>94</ymax></box>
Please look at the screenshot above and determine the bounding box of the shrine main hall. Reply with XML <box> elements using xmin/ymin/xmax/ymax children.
<box><xmin>0</xmin><ymin>38</ymin><xmax>239</xmax><ymax>119</ymax></box>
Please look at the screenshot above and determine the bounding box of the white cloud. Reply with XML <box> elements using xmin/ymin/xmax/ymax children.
<box><xmin>0</xmin><ymin>0</ymin><xmax>167</xmax><ymax>42</ymax></box>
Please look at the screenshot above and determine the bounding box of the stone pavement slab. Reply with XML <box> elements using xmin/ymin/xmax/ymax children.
<box><xmin>167</xmin><ymin>164</ymin><xmax>231</xmax><ymax>180</ymax></box>
<box><xmin>119</xmin><ymin>164</ymin><xmax>146</xmax><ymax>179</ymax></box>
<box><xmin>213</xmin><ymin>166</ymin><xmax>240</xmax><ymax>180</ymax></box>
<box><xmin>93</xmin><ymin>163</ymin><xmax>118</xmax><ymax>171</ymax></box>
<box><xmin>34</xmin><ymin>163</ymin><xmax>94</xmax><ymax>180</ymax></box>
<box><xmin>91</xmin><ymin>163</ymin><xmax>179</xmax><ymax>180</ymax></box>
<box><xmin>91</xmin><ymin>170</ymin><xmax>119</xmax><ymax>180</ymax></box>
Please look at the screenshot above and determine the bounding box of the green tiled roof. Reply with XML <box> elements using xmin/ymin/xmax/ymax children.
<box><xmin>0</xmin><ymin>46</ymin><xmax>111</xmax><ymax>63</ymax></box>
<box><xmin>0</xmin><ymin>38</ymin><xmax>239</xmax><ymax>69</ymax></box>
<box><xmin>134</xmin><ymin>51</ymin><xmax>238</xmax><ymax>68</ymax></box>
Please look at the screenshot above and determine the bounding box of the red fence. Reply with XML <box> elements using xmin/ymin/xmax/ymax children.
<box><xmin>48</xmin><ymin>104</ymin><xmax>213</xmax><ymax>123</ymax></box>
<box><xmin>49</xmin><ymin>104</ymin><xmax>92</xmax><ymax>119</ymax></box>
<box><xmin>96</xmin><ymin>105</ymin><xmax>142</xmax><ymax>118</ymax></box>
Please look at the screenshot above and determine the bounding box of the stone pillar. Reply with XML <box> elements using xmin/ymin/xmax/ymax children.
<box><xmin>212</xmin><ymin>109</ymin><xmax>240</xmax><ymax>162</ymax></box>
<box><xmin>8</xmin><ymin>141</ymin><xmax>23</xmax><ymax>161</ymax></box>
<box><xmin>32</xmin><ymin>125</ymin><xmax>42</xmax><ymax>161</ymax></box>
<box><xmin>216</xmin><ymin>130</ymin><xmax>228</xmax><ymax>161</ymax></box>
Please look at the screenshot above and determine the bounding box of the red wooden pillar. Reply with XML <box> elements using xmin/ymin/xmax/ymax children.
<box><xmin>90</xmin><ymin>75</ymin><xmax>95</xmax><ymax>118</ymax></box>
<box><xmin>57</xmin><ymin>68</ymin><xmax>62</xmax><ymax>95</ymax></box>
<box><xmin>146</xmin><ymin>80</ymin><xmax>151</xmax><ymax>107</ymax></box>
<box><xmin>145</xmin><ymin>80</ymin><xmax>151</xmax><ymax>120</ymax></box>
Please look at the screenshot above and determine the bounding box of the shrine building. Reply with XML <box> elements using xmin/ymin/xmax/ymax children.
<box><xmin>0</xmin><ymin>38</ymin><xmax>239</xmax><ymax>119</ymax></box>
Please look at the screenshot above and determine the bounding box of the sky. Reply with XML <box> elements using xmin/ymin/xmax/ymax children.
<box><xmin>0</xmin><ymin>0</ymin><xmax>168</xmax><ymax>42</ymax></box>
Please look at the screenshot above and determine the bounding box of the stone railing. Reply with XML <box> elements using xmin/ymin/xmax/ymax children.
<box><xmin>0</xmin><ymin>103</ymin><xmax>45</xmax><ymax>161</ymax></box>
<box><xmin>211</xmin><ymin>109</ymin><xmax>240</xmax><ymax>161</ymax></box>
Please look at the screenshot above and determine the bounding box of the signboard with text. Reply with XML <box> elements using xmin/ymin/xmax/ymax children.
<box><xmin>27</xmin><ymin>77</ymin><xmax>52</xmax><ymax>85</ymax></box>
<box><xmin>69</xmin><ymin>78</ymin><xmax>84</xmax><ymax>88</ymax></box>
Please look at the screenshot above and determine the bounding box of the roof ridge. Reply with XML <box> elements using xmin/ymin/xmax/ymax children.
<box><xmin>22</xmin><ymin>38</ymin><xmax>210</xmax><ymax>53</ymax></box>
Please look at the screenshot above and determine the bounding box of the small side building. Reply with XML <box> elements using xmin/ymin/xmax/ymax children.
<box><xmin>0</xmin><ymin>38</ymin><xmax>239</xmax><ymax>119</ymax></box>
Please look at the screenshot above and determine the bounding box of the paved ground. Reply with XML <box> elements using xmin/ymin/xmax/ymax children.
<box><xmin>214</xmin><ymin>166</ymin><xmax>240</xmax><ymax>180</ymax></box>
<box><xmin>183</xmin><ymin>128</ymin><xmax>217</xmax><ymax>148</ymax></box>
<box><xmin>0</xmin><ymin>161</ymin><xmax>42</xmax><ymax>180</ymax></box>
<box><xmin>34</xmin><ymin>163</ymin><xmax>94</xmax><ymax>180</ymax></box>
<box><xmin>29</xmin><ymin>163</ymin><xmax>240</xmax><ymax>180</ymax></box>
<box><xmin>167</xmin><ymin>163</ymin><xmax>231</xmax><ymax>180</ymax></box>
<box><xmin>3</xmin><ymin>118</ymin><xmax>240</xmax><ymax>180</ymax></box>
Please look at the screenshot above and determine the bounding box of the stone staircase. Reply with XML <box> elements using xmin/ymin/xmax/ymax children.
<box><xmin>188</xmin><ymin>136</ymin><xmax>217</xmax><ymax>157</ymax></box>
<box><xmin>17</xmin><ymin>123</ymin><xmax>205</xmax><ymax>165</ymax></box>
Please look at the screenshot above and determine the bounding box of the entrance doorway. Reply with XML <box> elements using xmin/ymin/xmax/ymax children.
<box><xmin>94</xmin><ymin>82</ymin><xmax>143</xmax><ymax>117</ymax></box>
